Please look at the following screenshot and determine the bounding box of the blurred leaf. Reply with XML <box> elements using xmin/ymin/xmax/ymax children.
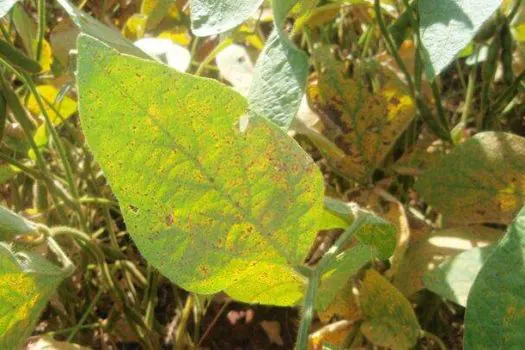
<box><xmin>416</xmin><ymin>132</ymin><xmax>525</xmax><ymax>225</ymax></box>
<box><xmin>216</xmin><ymin>44</ymin><xmax>254</xmax><ymax>96</ymax></box>
<box><xmin>0</xmin><ymin>0</ymin><xmax>18</xmax><ymax>18</ymax></box>
<box><xmin>26</xmin><ymin>85</ymin><xmax>77</xmax><ymax>159</ymax></box>
<box><xmin>0</xmin><ymin>206</ymin><xmax>36</xmax><ymax>241</ymax></box>
<box><xmin>0</xmin><ymin>243</ymin><xmax>67</xmax><ymax>348</ymax></box>
<box><xmin>158</xmin><ymin>27</ymin><xmax>191</xmax><ymax>46</ymax></box>
<box><xmin>25</xmin><ymin>335</ymin><xmax>90</xmax><ymax>350</ymax></box>
<box><xmin>76</xmin><ymin>34</ymin><xmax>346</xmax><ymax>306</ymax></box>
<box><xmin>423</xmin><ymin>244</ymin><xmax>495</xmax><ymax>307</ymax></box>
<box><xmin>309</xmin><ymin>320</ymin><xmax>355</xmax><ymax>350</ymax></box>
<box><xmin>122</xmin><ymin>14</ymin><xmax>148</xmax><ymax>40</ymax></box>
<box><xmin>309</xmin><ymin>46</ymin><xmax>416</xmax><ymax>182</ymax></box>
<box><xmin>248</xmin><ymin>0</ymin><xmax>309</xmax><ymax>130</ymax></box>
<box><xmin>394</xmin><ymin>225</ymin><xmax>502</xmax><ymax>296</ymax></box>
<box><xmin>37</xmin><ymin>39</ymin><xmax>53</xmax><ymax>72</ymax></box>
<box><xmin>141</xmin><ymin>0</ymin><xmax>174</xmax><ymax>30</ymax></box>
<box><xmin>260</xmin><ymin>320</ymin><xmax>284</xmax><ymax>346</ymax></box>
<box><xmin>12</xmin><ymin>4</ymin><xmax>37</xmax><ymax>58</ymax></box>
<box><xmin>360</xmin><ymin>270</ymin><xmax>421</xmax><ymax>350</ymax></box>
<box><xmin>419</xmin><ymin>0</ymin><xmax>503</xmax><ymax>77</ymax></box>
<box><xmin>133</xmin><ymin>38</ymin><xmax>191</xmax><ymax>72</ymax></box>
<box><xmin>464</xmin><ymin>207</ymin><xmax>525</xmax><ymax>348</ymax></box>
<box><xmin>56</xmin><ymin>0</ymin><xmax>148</xmax><ymax>58</ymax></box>
<box><xmin>190</xmin><ymin>0</ymin><xmax>264</xmax><ymax>36</ymax></box>
<box><xmin>50</xmin><ymin>18</ymin><xmax>80</xmax><ymax>69</ymax></box>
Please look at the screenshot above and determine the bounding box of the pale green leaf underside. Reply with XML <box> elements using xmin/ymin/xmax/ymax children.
<box><xmin>464</xmin><ymin>207</ymin><xmax>525</xmax><ymax>349</ymax></box>
<box><xmin>0</xmin><ymin>243</ymin><xmax>65</xmax><ymax>348</ymax></box>
<box><xmin>0</xmin><ymin>0</ymin><xmax>18</xmax><ymax>18</ymax></box>
<box><xmin>423</xmin><ymin>245</ymin><xmax>495</xmax><ymax>307</ymax></box>
<box><xmin>0</xmin><ymin>206</ymin><xmax>36</xmax><ymax>241</ymax></box>
<box><xmin>77</xmin><ymin>34</ymin><xmax>344</xmax><ymax>305</ymax></box>
<box><xmin>190</xmin><ymin>0</ymin><xmax>264</xmax><ymax>36</ymax></box>
<box><xmin>419</xmin><ymin>0</ymin><xmax>503</xmax><ymax>77</ymax></box>
<box><xmin>248</xmin><ymin>0</ymin><xmax>309</xmax><ymax>130</ymax></box>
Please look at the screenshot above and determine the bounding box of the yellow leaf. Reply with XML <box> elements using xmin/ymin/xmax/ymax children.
<box><xmin>158</xmin><ymin>27</ymin><xmax>191</xmax><ymax>47</ymax></box>
<box><xmin>37</xmin><ymin>39</ymin><xmax>53</xmax><ymax>72</ymax></box>
<box><xmin>308</xmin><ymin>46</ymin><xmax>416</xmax><ymax>182</ymax></box>
<box><xmin>360</xmin><ymin>270</ymin><xmax>421</xmax><ymax>350</ymax></box>
<box><xmin>122</xmin><ymin>14</ymin><xmax>148</xmax><ymax>40</ymax></box>
<box><xmin>27</xmin><ymin>85</ymin><xmax>77</xmax><ymax>124</ymax></box>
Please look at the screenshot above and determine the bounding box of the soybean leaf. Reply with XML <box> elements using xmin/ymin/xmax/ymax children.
<box><xmin>190</xmin><ymin>0</ymin><xmax>264</xmax><ymax>37</ymax></box>
<box><xmin>0</xmin><ymin>0</ymin><xmax>18</xmax><ymax>18</ymax></box>
<box><xmin>394</xmin><ymin>225</ymin><xmax>502</xmax><ymax>296</ymax></box>
<box><xmin>423</xmin><ymin>245</ymin><xmax>495</xmax><ymax>307</ymax></box>
<box><xmin>56</xmin><ymin>0</ymin><xmax>148</xmax><ymax>58</ymax></box>
<box><xmin>360</xmin><ymin>270</ymin><xmax>421</xmax><ymax>350</ymax></box>
<box><xmin>416</xmin><ymin>132</ymin><xmax>525</xmax><ymax>225</ymax></box>
<box><xmin>0</xmin><ymin>206</ymin><xmax>36</xmax><ymax>241</ymax></box>
<box><xmin>308</xmin><ymin>46</ymin><xmax>416</xmax><ymax>182</ymax></box>
<box><xmin>0</xmin><ymin>243</ymin><xmax>67</xmax><ymax>348</ymax></box>
<box><xmin>464</xmin><ymin>207</ymin><xmax>525</xmax><ymax>349</ymax></box>
<box><xmin>141</xmin><ymin>0</ymin><xmax>174</xmax><ymax>30</ymax></box>
<box><xmin>77</xmin><ymin>34</ymin><xmax>345</xmax><ymax>306</ymax></box>
<box><xmin>419</xmin><ymin>0</ymin><xmax>503</xmax><ymax>77</ymax></box>
<box><xmin>248</xmin><ymin>0</ymin><xmax>309</xmax><ymax>130</ymax></box>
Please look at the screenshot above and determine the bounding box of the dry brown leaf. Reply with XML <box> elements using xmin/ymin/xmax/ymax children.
<box><xmin>260</xmin><ymin>320</ymin><xmax>284</xmax><ymax>346</ymax></box>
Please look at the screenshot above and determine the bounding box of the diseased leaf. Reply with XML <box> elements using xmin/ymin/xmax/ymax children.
<box><xmin>464</xmin><ymin>207</ymin><xmax>525</xmax><ymax>349</ymax></box>
<box><xmin>360</xmin><ymin>270</ymin><xmax>421</xmax><ymax>350</ymax></box>
<box><xmin>423</xmin><ymin>245</ymin><xmax>495</xmax><ymax>307</ymax></box>
<box><xmin>419</xmin><ymin>0</ymin><xmax>503</xmax><ymax>77</ymax></box>
<box><xmin>416</xmin><ymin>132</ymin><xmax>525</xmax><ymax>225</ymax></box>
<box><xmin>56</xmin><ymin>0</ymin><xmax>148</xmax><ymax>58</ymax></box>
<box><xmin>394</xmin><ymin>225</ymin><xmax>502</xmax><ymax>297</ymax></box>
<box><xmin>190</xmin><ymin>0</ymin><xmax>264</xmax><ymax>37</ymax></box>
<box><xmin>0</xmin><ymin>243</ymin><xmax>66</xmax><ymax>348</ymax></box>
<box><xmin>309</xmin><ymin>320</ymin><xmax>355</xmax><ymax>350</ymax></box>
<box><xmin>248</xmin><ymin>0</ymin><xmax>309</xmax><ymax>130</ymax></box>
<box><xmin>76</xmin><ymin>34</ymin><xmax>345</xmax><ymax>306</ymax></box>
<box><xmin>308</xmin><ymin>46</ymin><xmax>416</xmax><ymax>182</ymax></box>
<box><xmin>0</xmin><ymin>0</ymin><xmax>18</xmax><ymax>18</ymax></box>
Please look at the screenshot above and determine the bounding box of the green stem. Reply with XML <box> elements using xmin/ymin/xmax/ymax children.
<box><xmin>67</xmin><ymin>288</ymin><xmax>103</xmax><ymax>341</ymax></box>
<box><xmin>295</xmin><ymin>268</ymin><xmax>320</xmax><ymax>350</ymax></box>
<box><xmin>36</xmin><ymin>0</ymin><xmax>46</xmax><ymax>61</ymax></box>
<box><xmin>195</xmin><ymin>37</ymin><xmax>233</xmax><ymax>76</ymax></box>
<box><xmin>460</xmin><ymin>65</ymin><xmax>477</xmax><ymax>125</ymax></box>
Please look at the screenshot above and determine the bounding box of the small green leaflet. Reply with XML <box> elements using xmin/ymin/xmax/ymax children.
<box><xmin>419</xmin><ymin>0</ymin><xmax>503</xmax><ymax>77</ymax></box>
<box><xmin>76</xmin><ymin>34</ymin><xmax>347</xmax><ymax>305</ymax></box>
<box><xmin>248</xmin><ymin>0</ymin><xmax>309</xmax><ymax>130</ymax></box>
<box><xmin>190</xmin><ymin>0</ymin><xmax>264</xmax><ymax>36</ymax></box>
<box><xmin>464</xmin><ymin>207</ymin><xmax>525</xmax><ymax>349</ymax></box>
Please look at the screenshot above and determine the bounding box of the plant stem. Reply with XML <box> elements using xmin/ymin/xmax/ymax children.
<box><xmin>295</xmin><ymin>268</ymin><xmax>320</xmax><ymax>350</ymax></box>
<box><xmin>67</xmin><ymin>288</ymin><xmax>103</xmax><ymax>341</ymax></box>
<box><xmin>36</xmin><ymin>0</ymin><xmax>46</xmax><ymax>61</ymax></box>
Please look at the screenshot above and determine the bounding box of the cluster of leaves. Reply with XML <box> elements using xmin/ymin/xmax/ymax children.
<box><xmin>0</xmin><ymin>0</ymin><xmax>524</xmax><ymax>349</ymax></box>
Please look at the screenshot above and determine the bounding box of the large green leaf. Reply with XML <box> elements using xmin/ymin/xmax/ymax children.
<box><xmin>248</xmin><ymin>0</ymin><xmax>309</xmax><ymax>130</ymax></box>
<box><xmin>415</xmin><ymin>132</ymin><xmax>525</xmax><ymax>225</ymax></box>
<box><xmin>419</xmin><ymin>0</ymin><xmax>503</xmax><ymax>77</ymax></box>
<box><xmin>0</xmin><ymin>0</ymin><xmax>18</xmax><ymax>18</ymax></box>
<box><xmin>0</xmin><ymin>243</ymin><xmax>66</xmax><ymax>348</ymax></box>
<box><xmin>190</xmin><ymin>0</ymin><xmax>264</xmax><ymax>36</ymax></box>
<box><xmin>464</xmin><ymin>207</ymin><xmax>525</xmax><ymax>349</ymax></box>
<box><xmin>56</xmin><ymin>0</ymin><xmax>148</xmax><ymax>58</ymax></box>
<box><xmin>76</xmin><ymin>34</ymin><xmax>345</xmax><ymax>306</ymax></box>
<box><xmin>423</xmin><ymin>245</ymin><xmax>495</xmax><ymax>307</ymax></box>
